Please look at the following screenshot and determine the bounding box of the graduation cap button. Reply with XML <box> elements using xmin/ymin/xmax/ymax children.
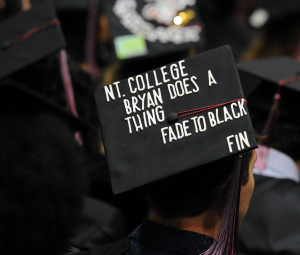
<box><xmin>166</xmin><ymin>113</ymin><xmax>178</xmax><ymax>124</ymax></box>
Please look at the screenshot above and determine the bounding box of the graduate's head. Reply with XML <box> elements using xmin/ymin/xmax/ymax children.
<box><xmin>142</xmin><ymin>150</ymin><xmax>256</xmax><ymax>223</ymax></box>
<box><xmin>95</xmin><ymin>46</ymin><xmax>257</xmax><ymax>254</ymax></box>
<box><xmin>0</xmin><ymin>2</ymin><xmax>93</xmax><ymax>251</ymax></box>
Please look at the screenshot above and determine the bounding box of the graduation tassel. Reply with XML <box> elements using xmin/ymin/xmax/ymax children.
<box><xmin>204</xmin><ymin>157</ymin><xmax>243</xmax><ymax>255</ymax></box>
<box><xmin>59</xmin><ymin>49</ymin><xmax>83</xmax><ymax>146</ymax></box>
<box><xmin>261</xmin><ymin>73</ymin><xmax>300</xmax><ymax>144</ymax></box>
<box><xmin>261</xmin><ymin>92</ymin><xmax>281</xmax><ymax>144</ymax></box>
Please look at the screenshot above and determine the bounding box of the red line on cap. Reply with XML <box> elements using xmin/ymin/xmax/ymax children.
<box><xmin>177</xmin><ymin>98</ymin><xmax>247</xmax><ymax>119</ymax></box>
<box><xmin>5</xmin><ymin>19</ymin><xmax>60</xmax><ymax>48</ymax></box>
<box><xmin>278</xmin><ymin>74</ymin><xmax>300</xmax><ymax>86</ymax></box>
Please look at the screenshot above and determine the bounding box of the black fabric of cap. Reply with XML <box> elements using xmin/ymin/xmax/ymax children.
<box><xmin>0</xmin><ymin>0</ymin><xmax>66</xmax><ymax>79</ymax></box>
<box><xmin>238</xmin><ymin>57</ymin><xmax>300</xmax><ymax>93</ymax></box>
<box><xmin>105</xmin><ymin>0</ymin><xmax>204</xmax><ymax>61</ymax></box>
<box><xmin>95</xmin><ymin>45</ymin><xmax>257</xmax><ymax>194</ymax></box>
<box><xmin>238</xmin><ymin>57</ymin><xmax>300</xmax><ymax>127</ymax></box>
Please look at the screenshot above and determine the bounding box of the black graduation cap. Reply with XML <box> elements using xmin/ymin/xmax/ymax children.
<box><xmin>0</xmin><ymin>0</ymin><xmax>95</xmax><ymax>132</ymax></box>
<box><xmin>238</xmin><ymin>57</ymin><xmax>300</xmax><ymax>92</ymax></box>
<box><xmin>237</xmin><ymin>57</ymin><xmax>300</xmax><ymax>141</ymax></box>
<box><xmin>0</xmin><ymin>0</ymin><xmax>66</xmax><ymax>79</ymax></box>
<box><xmin>105</xmin><ymin>0</ymin><xmax>204</xmax><ymax>60</ymax></box>
<box><xmin>0</xmin><ymin>80</ymin><xmax>95</xmax><ymax>131</ymax></box>
<box><xmin>95</xmin><ymin>45</ymin><xmax>257</xmax><ymax>194</ymax></box>
<box><xmin>248</xmin><ymin>0</ymin><xmax>300</xmax><ymax>28</ymax></box>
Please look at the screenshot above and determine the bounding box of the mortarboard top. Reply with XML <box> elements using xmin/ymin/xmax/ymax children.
<box><xmin>0</xmin><ymin>0</ymin><xmax>66</xmax><ymax>79</ymax></box>
<box><xmin>248</xmin><ymin>0</ymin><xmax>300</xmax><ymax>28</ymax></box>
<box><xmin>105</xmin><ymin>0</ymin><xmax>204</xmax><ymax>61</ymax></box>
<box><xmin>237</xmin><ymin>57</ymin><xmax>300</xmax><ymax>93</ymax></box>
<box><xmin>0</xmin><ymin>80</ymin><xmax>95</xmax><ymax>132</ymax></box>
<box><xmin>95</xmin><ymin>45</ymin><xmax>257</xmax><ymax>194</ymax></box>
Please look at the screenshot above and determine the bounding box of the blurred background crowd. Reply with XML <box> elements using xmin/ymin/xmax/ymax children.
<box><xmin>1</xmin><ymin>0</ymin><xmax>300</xmax><ymax>254</ymax></box>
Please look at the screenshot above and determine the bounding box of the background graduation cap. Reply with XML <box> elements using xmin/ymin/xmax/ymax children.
<box><xmin>0</xmin><ymin>0</ymin><xmax>95</xmax><ymax>135</ymax></box>
<box><xmin>0</xmin><ymin>0</ymin><xmax>65</xmax><ymax>79</ymax></box>
<box><xmin>105</xmin><ymin>0</ymin><xmax>204</xmax><ymax>61</ymax></box>
<box><xmin>238</xmin><ymin>57</ymin><xmax>300</xmax><ymax>143</ymax></box>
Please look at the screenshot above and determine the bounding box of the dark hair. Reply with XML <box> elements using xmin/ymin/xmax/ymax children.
<box><xmin>0</xmin><ymin>111</ymin><xmax>87</xmax><ymax>255</ymax></box>
<box><xmin>142</xmin><ymin>151</ymin><xmax>252</xmax><ymax>218</ymax></box>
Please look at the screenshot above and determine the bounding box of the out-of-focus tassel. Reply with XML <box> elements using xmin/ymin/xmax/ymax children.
<box><xmin>261</xmin><ymin>73</ymin><xmax>300</xmax><ymax>144</ymax></box>
<box><xmin>261</xmin><ymin>92</ymin><xmax>281</xmax><ymax>144</ymax></box>
<box><xmin>59</xmin><ymin>49</ymin><xmax>83</xmax><ymax>146</ymax></box>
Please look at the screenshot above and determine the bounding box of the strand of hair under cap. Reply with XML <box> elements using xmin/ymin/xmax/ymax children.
<box><xmin>202</xmin><ymin>157</ymin><xmax>243</xmax><ymax>255</ymax></box>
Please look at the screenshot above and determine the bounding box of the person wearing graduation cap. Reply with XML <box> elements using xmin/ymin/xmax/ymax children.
<box><xmin>0</xmin><ymin>0</ymin><xmax>114</xmax><ymax>197</ymax></box>
<box><xmin>237</xmin><ymin>57</ymin><xmax>300</xmax><ymax>255</ymax></box>
<box><xmin>98</xmin><ymin>0</ymin><xmax>207</xmax><ymax>233</ymax></box>
<box><xmin>93</xmin><ymin>45</ymin><xmax>257</xmax><ymax>255</ymax></box>
<box><xmin>0</xmin><ymin>0</ymin><xmax>101</xmax><ymax>147</ymax></box>
<box><xmin>0</xmin><ymin>83</ymin><xmax>88</xmax><ymax>255</ymax></box>
<box><xmin>0</xmin><ymin>0</ymin><xmax>130</xmax><ymax>253</ymax></box>
<box><xmin>0</xmin><ymin>0</ymin><xmax>91</xmax><ymax>254</ymax></box>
